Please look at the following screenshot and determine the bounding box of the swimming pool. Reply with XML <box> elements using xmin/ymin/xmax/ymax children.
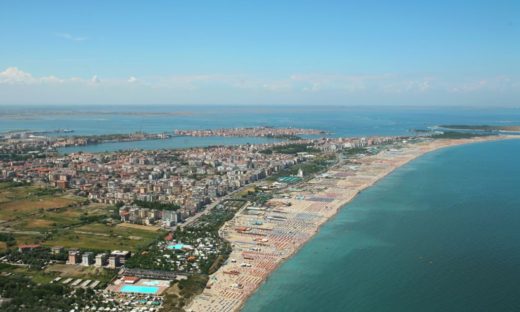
<box><xmin>167</xmin><ymin>243</ymin><xmax>184</xmax><ymax>250</ymax></box>
<box><xmin>120</xmin><ymin>285</ymin><xmax>159</xmax><ymax>294</ymax></box>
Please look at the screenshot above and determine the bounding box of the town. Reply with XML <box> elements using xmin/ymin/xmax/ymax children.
<box><xmin>173</xmin><ymin>126</ymin><xmax>326</xmax><ymax>138</ymax></box>
<box><xmin>0</xmin><ymin>128</ymin><xmax>416</xmax><ymax>311</ymax></box>
<box><xmin>0</xmin><ymin>126</ymin><xmax>326</xmax><ymax>159</ymax></box>
<box><xmin>2</xmin><ymin>1</ymin><xmax>517</xmax><ymax>310</ymax></box>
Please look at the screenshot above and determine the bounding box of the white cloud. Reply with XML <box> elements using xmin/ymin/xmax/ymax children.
<box><xmin>56</xmin><ymin>33</ymin><xmax>88</xmax><ymax>42</ymax></box>
<box><xmin>0</xmin><ymin>67</ymin><xmax>518</xmax><ymax>105</ymax></box>
<box><xmin>289</xmin><ymin>74</ymin><xmax>393</xmax><ymax>92</ymax></box>
<box><xmin>262</xmin><ymin>80</ymin><xmax>293</xmax><ymax>91</ymax></box>
<box><xmin>0</xmin><ymin>67</ymin><xmax>34</xmax><ymax>83</ymax></box>
<box><xmin>90</xmin><ymin>75</ymin><xmax>100</xmax><ymax>84</ymax></box>
<box><xmin>0</xmin><ymin>67</ymin><xmax>65</xmax><ymax>84</ymax></box>
<box><xmin>448</xmin><ymin>76</ymin><xmax>517</xmax><ymax>93</ymax></box>
<box><xmin>39</xmin><ymin>76</ymin><xmax>64</xmax><ymax>83</ymax></box>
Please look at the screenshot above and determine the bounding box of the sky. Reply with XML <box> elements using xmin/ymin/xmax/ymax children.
<box><xmin>0</xmin><ymin>0</ymin><xmax>519</xmax><ymax>106</ymax></box>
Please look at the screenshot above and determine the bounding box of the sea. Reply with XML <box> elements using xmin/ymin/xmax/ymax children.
<box><xmin>2</xmin><ymin>105</ymin><xmax>520</xmax><ymax>311</ymax></box>
<box><xmin>1</xmin><ymin>105</ymin><xmax>520</xmax><ymax>153</ymax></box>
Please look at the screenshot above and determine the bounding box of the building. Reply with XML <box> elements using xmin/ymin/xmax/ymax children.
<box><xmin>68</xmin><ymin>250</ymin><xmax>81</xmax><ymax>265</ymax></box>
<box><xmin>111</xmin><ymin>250</ymin><xmax>131</xmax><ymax>264</ymax></box>
<box><xmin>162</xmin><ymin>210</ymin><xmax>181</xmax><ymax>227</ymax></box>
<box><xmin>18</xmin><ymin>244</ymin><xmax>41</xmax><ymax>253</ymax></box>
<box><xmin>51</xmin><ymin>246</ymin><xmax>64</xmax><ymax>255</ymax></box>
<box><xmin>120</xmin><ymin>205</ymin><xmax>182</xmax><ymax>227</ymax></box>
<box><xmin>95</xmin><ymin>253</ymin><xmax>107</xmax><ymax>267</ymax></box>
<box><xmin>108</xmin><ymin>255</ymin><xmax>119</xmax><ymax>269</ymax></box>
<box><xmin>82</xmin><ymin>252</ymin><xmax>94</xmax><ymax>266</ymax></box>
<box><xmin>121</xmin><ymin>276</ymin><xmax>140</xmax><ymax>284</ymax></box>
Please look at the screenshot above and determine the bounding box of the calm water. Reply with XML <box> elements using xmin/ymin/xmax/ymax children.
<box><xmin>243</xmin><ymin>139</ymin><xmax>520</xmax><ymax>312</ymax></box>
<box><xmin>2</xmin><ymin>106</ymin><xmax>520</xmax><ymax>138</ymax></box>
<box><xmin>3</xmin><ymin>105</ymin><xmax>520</xmax><ymax>153</ymax></box>
<box><xmin>0</xmin><ymin>106</ymin><xmax>520</xmax><ymax>153</ymax></box>
<box><xmin>58</xmin><ymin>136</ymin><xmax>284</xmax><ymax>154</ymax></box>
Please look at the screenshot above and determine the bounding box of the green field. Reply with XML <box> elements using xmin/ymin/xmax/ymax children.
<box><xmin>0</xmin><ymin>183</ymin><xmax>163</xmax><ymax>252</ymax></box>
<box><xmin>40</xmin><ymin>222</ymin><xmax>164</xmax><ymax>252</ymax></box>
<box><xmin>0</xmin><ymin>263</ymin><xmax>116</xmax><ymax>292</ymax></box>
<box><xmin>0</xmin><ymin>183</ymin><xmax>85</xmax><ymax>221</ymax></box>
<box><xmin>42</xmin><ymin>222</ymin><xmax>164</xmax><ymax>251</ymax></box>
<box><xmin>45</xmin><ymin>264</ymin><xmax>117</xmax><ymax>284</ymax></box>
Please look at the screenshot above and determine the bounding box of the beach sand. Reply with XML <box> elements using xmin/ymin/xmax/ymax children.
<box><xmin>186</xmin><ymin>136</ymin><xmax>516</xmax><ymax>312</ymax></box>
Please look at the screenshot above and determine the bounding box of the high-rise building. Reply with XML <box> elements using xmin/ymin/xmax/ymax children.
<box><xmin>108</xmin><ymin>255</ymin><xmax>119</xmax><ymax>269</ymax></box>
<box><xmin>95</xmin><ymin>253</ymin><xmax>107</xmax><ymax>267</ymax></box>
<box><xmin>68</xmin><ymin>250</ymin><xmax>81</xmax><ymax>265</ymax></box>
<box><xmin>111</xmin><ymin>250</ymin><xmax>131</xmax><ymax>264</ymax></box>
<box><xmin>82</xmin><ymin>252</ymin><xmax>93</xmax><ymax>266</ymax></box>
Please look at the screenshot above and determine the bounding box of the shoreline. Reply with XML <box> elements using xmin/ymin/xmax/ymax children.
<box><xmin>186</xmin><ymin>135</ymin><xmax>518</xmax><ymax>312</ymax></box>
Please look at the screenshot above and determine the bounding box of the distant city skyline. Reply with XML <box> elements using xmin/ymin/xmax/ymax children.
<box><xmin>0</xmin><ymin>0</ymin><xmax>518</xmax><ymax>106</ymax></box>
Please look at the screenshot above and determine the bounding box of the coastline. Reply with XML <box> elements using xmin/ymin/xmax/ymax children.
<box><xmin>186</xmin><ymin>135</ymin><xmax>518</xmax><ymax>312</ymax></box>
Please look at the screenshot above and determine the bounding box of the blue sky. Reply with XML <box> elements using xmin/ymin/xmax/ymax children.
<box><xmin>0</xmin><ymin>0</ymin><xmax>518</xmax><ymax>105</ymax></box>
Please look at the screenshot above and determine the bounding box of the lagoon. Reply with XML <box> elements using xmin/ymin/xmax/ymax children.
<box><xmin>58</xmin><ymin>136</ymin><xmax>283</xmax><ymax>154</ymax></box>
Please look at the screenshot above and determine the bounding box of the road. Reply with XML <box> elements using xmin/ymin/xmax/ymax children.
<box><xmin>179</xmin><ymin>157</ymin><xmax>343</xmax><ymax>229</ymax></box>
<box><xmin>178</xmin><ymin>193</ymin><xmax>235</xmax><ymax>228</ymax></box>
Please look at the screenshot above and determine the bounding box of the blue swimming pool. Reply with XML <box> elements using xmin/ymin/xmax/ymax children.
<box><xmin>167</xmin><ymin>243</ymin><xmax>184</xmax><ymax>250</ymax></box>
<box><xmin>120</xmin><ymin>285</ymin><xmax>159</xmax><ymax>294</ymax></box>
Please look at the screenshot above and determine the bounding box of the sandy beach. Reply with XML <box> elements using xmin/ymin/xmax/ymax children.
<box><xmin>186</xmin><ymin>136</ymin><xmax>516</xmax><ymax>312</ymax></box>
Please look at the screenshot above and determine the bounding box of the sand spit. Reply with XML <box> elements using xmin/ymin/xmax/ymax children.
<box><xmin>186</xmin><ymin>136</ymin><xmax>516</xmax><ymax>312</ymax></box>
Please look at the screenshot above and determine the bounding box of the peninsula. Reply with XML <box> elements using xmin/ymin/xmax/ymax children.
<box><xmin>0</xmin><ymin>127</ymin><xmax>326</xmax><ymax>158</ymax></box>
<box><xmin>186</xmin><ymin>135</ymin><xmax>517</xmax><ymax>312</ymax></box>
<box><xmin>439</xmin><ymin>125</ymin><xmax>520</xmax><ymax>132</ymax></box>
<box><xmin>174</xmin><ymin>127</ymin><xmax>326</xmax><ymax>139</ymax></box>
<box><xmin>0</xmin><ymin>128</ymin><xmax>516</xmax><ymax>311</ymax></box>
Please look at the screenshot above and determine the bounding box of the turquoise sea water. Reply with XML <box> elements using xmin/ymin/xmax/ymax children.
<box><xmin>243</xmin><ymin>139</ymin><xmax>520</xmax><ymax>312</ymax></box>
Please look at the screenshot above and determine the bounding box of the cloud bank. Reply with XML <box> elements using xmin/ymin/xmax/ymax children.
<box><xmin>0</xmin><ymin>67</ymin><xmax>518</xmax><ymax>106</ymax></box>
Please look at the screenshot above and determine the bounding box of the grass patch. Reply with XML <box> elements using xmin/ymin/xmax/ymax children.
<box><xmin>0</xmin><ymin>184</ymin><xmax>84</xmax><ymax>218</ymax></box>
<box><xmin>116</xmin><ymin>222</ymin><xmax>162</xmax><ymax>232</ymax></box>
<box><xmin>22</xmin><ymin>219</ymin><xmax>55</xmax><ymax>229</ymax></box>
<box><xmin>76</xmin><ymin>222</ymin><xmax>161</xmax><ymax>237</ymax></box>
<box><xmin>46</xmin><ymin>264</ymin><xmax>117</xmax><ymax>285</ymax></box>
<box><xmin>13</xmin><ymin>267</ymin><xmax>57</xmax><ymax>284</ymax></box>
<box><xmin>0</xmin><ymin>264</ymin><xmax>58</xmax><ymax>284</ymax></box>
<box><xmin>9</xmin><ymin>205</ymin><xmax>113</xmax><ymax>233</ymax></box>
<box><xmin>44</xmin><ymin>223</ymin><xmax>164</xmax><ymax>251</ymax></box>
<box><xmin>232</xmin><ymin>185</ymin><xmax>257</xmax><ymax>199</ymax></box>
<box><xmin>14</xmin><ymin>233</ymin><xmax>45</xmax><ymax>245</ymax></box>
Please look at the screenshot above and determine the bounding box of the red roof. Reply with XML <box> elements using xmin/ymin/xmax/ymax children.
<box><xmin>18</xmin><ymin>244</ymin><xmax>40</xmax><ymax>249</ymax></box>
<box><xmin>122</xmin><ymin>276</ymin><xmax>140</xmax><ymax>282</ymax></box>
